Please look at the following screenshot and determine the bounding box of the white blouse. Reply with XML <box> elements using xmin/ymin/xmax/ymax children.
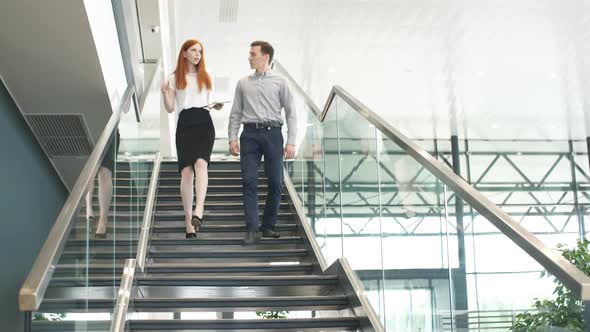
<box><xmin>168</xmin><ymin>72</ymin><xmax>212</xmax><ymax>121</ymax></box>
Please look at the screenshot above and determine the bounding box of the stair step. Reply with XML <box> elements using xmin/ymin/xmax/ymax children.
<box><xmin>31</xmin><ymin>321</ymin><xmax>110</xmax><ymax>332</ymax></box>
<box><xmin>76</xmin><ymin>211</ymin><xmax>297</xmax><ymax>220</ymax></box>
<box><xmin>156</xmin><ymin>193</ymin><xmax>286</xmax><ymax>202</ymax></box>
<box><xmin>60</xmin><ymin>248</ymin><xmax>308</xmax><ymax>260</ymax></box>
<box><xmin>152</xmin><ymin>223</ymin><xmax>298</xmax><ymax>233</ymax></box>
<box><xmin>157</xmin><ymin>185</ymin><xmax>277</xmax><ymax>193</ymax></box>
<box><xmin>155</xmin><ymin>202</ymin><xmax>291</xmax><ymax>211</ymax></box>
<box><xmin>69</xmin><ymin>224</ymin><xmax>299</xmax><ymax>235</ymax></box>
<box><xmin>129</xmin><ymin>317</ymin><xmax>360</xmax><ymax>331</ymax></box>
<box><xmin>89</xmin><ymin>197</ymin><xmax>148</xmax><ymax>204</ymax></box>
<box><xmin>49</xmin><ymin>275</ymin><xmax>338</xmax><ymax>287</ymax></box>
<box><xmin>53</xmin><ymin>262</ymin><xmax>314</xmax><ymax>276</ymax></box>
<box><xmin>148</xmin><ymin>248</ymin><xmax>308</xmax><ymax>259</ymax></box>
<box><xmin>66</xmin><ymin>236</ymin><xmax>303</xmax><ymax>247</ymax></box>
<box><xmin>153</xmin><ymin>212</ymin><xmax>295</xmax><ymax>222</ymax></box>
<box><xmin>32</xmin><ymin>318</ymin><xmax>360</xmax><ymax>332</ymax></box>
<box><xmin>38</xmin><ymin>295</ymin><xmax>349</xmax><ymax>312</ymax></box>
<box><xmin>158</xmin><ymin>177</ymin><xmax>268</xmax><ymax>182</ymax></box>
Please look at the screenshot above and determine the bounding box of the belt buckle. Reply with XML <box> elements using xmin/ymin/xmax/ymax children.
<box><xmin>256</xmin><ymin>123</ymin><xmax>271</xmax><ymax>130</ymax></box>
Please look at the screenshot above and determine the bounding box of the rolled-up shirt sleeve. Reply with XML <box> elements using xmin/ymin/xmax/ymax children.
<box><xmin>228</xmin><ymin>81</ymin><xmax>243</xmax><ymax>142</ymax></box>
<box><xmin>281</xmin><ymin>80</ymin><xmax>297</xmax><ymax>145</ymax></box>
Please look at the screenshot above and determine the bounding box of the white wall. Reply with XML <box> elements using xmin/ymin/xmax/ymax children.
<box><xmin>172</xmin><ymin>0</ymin><xmax>590</xmax><ymax>140</ymax></box>
<box><xmin>84</xmin><ymin>0</ymin><xmax>128</xmax><ymax>112</ymax></box>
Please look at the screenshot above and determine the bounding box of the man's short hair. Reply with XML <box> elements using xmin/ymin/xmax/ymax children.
<box><xmin>250</xmin><ymin>40</ymin><xmax>274</xmax><ymax>64</ymax></box>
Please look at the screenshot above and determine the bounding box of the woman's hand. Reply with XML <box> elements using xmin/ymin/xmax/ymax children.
<box><xmin>212</xmin><ymin>103</ymin><xmax>224</xmax><ymax>110</ymax></box>
<box><xmin>161</xmin><ymin>81</ymin><xmax>176</xmax><ymax>113</ymax></box>
<box><xmin>161</xmin><ymin>82</ymin><xmax>168</xmax><ymax>94</ymax></box>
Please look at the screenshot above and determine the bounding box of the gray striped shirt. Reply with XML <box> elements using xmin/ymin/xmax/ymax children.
<box><xmin>228</xmin><ymin>70</ymin><xmax>297</xmax><ymax>145</ymax></box>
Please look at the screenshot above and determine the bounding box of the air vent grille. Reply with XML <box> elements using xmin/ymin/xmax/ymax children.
<box><xmin>219</xmin><ymin>0</ymin><xmax>238</xmax><ymax>23</ymax></box>
<box><xmin>26</xmin><ymin>114</ymin><xmax>93</xmax><ymax>158</ymax></box>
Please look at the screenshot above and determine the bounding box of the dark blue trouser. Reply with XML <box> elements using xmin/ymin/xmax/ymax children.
<box><xmin>240</xmin><ymin>126</ymin><xmax>284</xmax><ymax>232</ymax></box>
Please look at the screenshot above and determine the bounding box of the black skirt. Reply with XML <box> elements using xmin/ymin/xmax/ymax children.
<box><xmin>175</xmin><ymin>107</ymin><xmax>215</xmax><ymax>172</ymax></box>
<box><xmin>101</xmin><ymin>130</ymin><xmax>120</xmax><ymax>172</ymax></box>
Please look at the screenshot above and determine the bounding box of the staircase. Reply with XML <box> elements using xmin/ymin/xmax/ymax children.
<box><xmin>32</xmin><ymin>160</ymin><xmax>373</xmax><ymax>331</ymax></box>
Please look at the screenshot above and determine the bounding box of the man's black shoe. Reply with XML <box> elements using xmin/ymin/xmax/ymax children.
<box><xmin>261</xmin><ymin>229</ymin><xmax>280</xmax><ymax>238</ymax></box>
<box><xmin>243</xmin><ymin>231</ymin><xmax>258</xmax><ymax>245</ymax></box>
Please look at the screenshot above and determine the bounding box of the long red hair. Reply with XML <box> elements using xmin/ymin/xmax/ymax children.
<box><xmin>173</xmin><ymin>39</ymin><xmax>212</xmax><ymax>92</ymax></box>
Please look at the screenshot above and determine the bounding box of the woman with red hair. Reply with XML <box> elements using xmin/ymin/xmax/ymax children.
<box><xmin>161</xmin><ymin>39</ymin><xmax>223</xmax><ymax>238</ymax></box>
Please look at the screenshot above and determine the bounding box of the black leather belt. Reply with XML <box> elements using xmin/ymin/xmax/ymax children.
<box><xmin>243</xmin><ymin>123</ymin><xmax>282</xmax><ymax>129</ymax></box>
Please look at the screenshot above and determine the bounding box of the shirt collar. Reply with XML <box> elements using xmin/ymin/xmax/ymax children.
<box><xmin>251</xmin><ymin>69</ymin><xmax>274</xmax><ymax>78</ymax></box>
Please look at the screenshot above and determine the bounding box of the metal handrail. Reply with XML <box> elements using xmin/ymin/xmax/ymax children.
<box><xmin>136</xmin><ymin>152</ymin><xmax>162</xmax><ymax>272</ymax></box>
<box><xmin>273</xmin><ymin>59</ymin><xmax>590</xmax><ymax>302</ymax></box>
<box><xmin>18</xmin><ymin>86</ymin><xmax>135</xmax><ymax>311</ymax></box>
<box><xmin>110</xmin><ymin>259</ymin><xmax>136</xmax><ymax>332</ymax></box>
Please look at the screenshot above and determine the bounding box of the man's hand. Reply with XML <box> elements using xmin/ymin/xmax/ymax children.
<box><xmin>284</xmin><ymin>144</ymin><xmax>296</xmax><ymax>160</ymax></box>
<box><xmin>229</xmin><ymin>140</ymin><xmax>240</xmax><ymax>156</ymax></box>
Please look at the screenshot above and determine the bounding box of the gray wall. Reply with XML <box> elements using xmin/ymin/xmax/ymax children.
<box><xmin>0</xmin><ymin>78</ymin><xmax>68</xmax><ymax>331</ymax></box>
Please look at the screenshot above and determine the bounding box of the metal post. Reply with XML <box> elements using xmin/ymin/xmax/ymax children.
<box><xmin>451</xmin><ymin>135</ymin><xmax>469</xmax><ymax>329</ymax></box>
<box><xmin>24</xmin><ymin>311</ymin><xmax>31</xmax><ymax>332</ymax></box>
<box><xmin>217</xmin><ymin>312</ymin><xmax>234</xmax><ymax>319</ymax></box>
<box><xmin>569</xmin><ymin>140</ymin><xmax>586</xmax><ymax>239</ymax></box>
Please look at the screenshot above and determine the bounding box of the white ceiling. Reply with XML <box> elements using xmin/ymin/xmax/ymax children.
<box><xmin>172</xmin><ymin>0</ymin><xmax>590</xmax><ymax>140</ymax></box>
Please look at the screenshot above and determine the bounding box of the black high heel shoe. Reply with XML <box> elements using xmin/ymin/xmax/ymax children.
<box><xmin>185</xmin><ymin>232</ymin><xmax>197</xmax><ymax>239</ymax></box>
<box><xmin>191</xmin><ymin>215</ymin><xmax>202</xmax><ymax>231</ymax></box>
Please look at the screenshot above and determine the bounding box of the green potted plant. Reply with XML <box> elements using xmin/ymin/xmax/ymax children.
<box><xmin>32</xmin><ymin>312</ymin><xmax>65</xmax><ymax>321</ymax></box>
<box><xmin>256</xmin><ymin>311</ymin><xmax>289</xmax><ymax>319</ymax></box>
<box><xmin>512</xmin><ymin>239</ymin><xmax>590</xmax><ymax>332</ymax></box>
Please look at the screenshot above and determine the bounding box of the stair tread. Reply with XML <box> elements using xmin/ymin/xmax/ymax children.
<box><xmin>66</xmin><ymin>236</ymin><xmax>303</xmax><ymax>244</ymax></box>
<box><xmin>49</xmin><ymin>275</ymin><xmax>339</xmax><ymax>286</ymax></box>
<box><xmin>56</xmin><ymin>261</ymin><xmax>313</xmax><ymax>269</ymax></box>
<box><xmin>53</xmin><ymin>274</ymin><xmax>336</xmax><ymax>281</ymax></box>
<box><xmin>43</xmin><ymin>295</ymin><xmax>348</xmax><ymax>302</ymax></box>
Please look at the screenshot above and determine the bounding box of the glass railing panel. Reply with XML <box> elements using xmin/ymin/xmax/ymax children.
<box><xmin>30</xmin><ymin>99</ymin><xmax>142</xmax><ymax>330</ymax></box>
<box><xmin>287</xmin><ymin>155</ymin><xmax>305</xmax><ymax>203</ymax></box>
<box><xmin>445</xmin><ymin>187</ymin><xmax>560</xmax><ymax>331</ymax></box>
<box><xmin>317</xmin><ymin>99</ymin><xmax>344</xmax><ymax>266</ymax></box>
<box><xmin>332</xmin><ymin>96</ymin><xmax>388</xmax><ymax>323</ymax></box>
<box><xmin>32</xmin><ymin>136</ymin><xmax>119</xmax><ymax>330</ymax></box>
<box><xmin>300</xmin><ymin>111</ymin><xmax>326</xmax><ymax>234</ymax></box>
<box><xmin>464</xmin><ymin>140</ymin><xmax>581</xmax><ymax>247</ymax></box>
<box><xmin>375</xmin><ymin>124</ymin><xmax>450</xmax><ymax>331</ymax></box>
<box><xmin>273</xmin><ymin>60</ymin><xmax>590</xmax><ymax>331</ymax></box>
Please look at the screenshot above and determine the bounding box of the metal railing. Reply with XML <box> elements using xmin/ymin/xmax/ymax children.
<box><xmin>283</xmin><ymin>171</ymin><xmax>384</xmax><ymax>331</ymax></box>
<box><xmin>20</xmin><ymin>56</ymin><xmax>164</xmax><ymax>318</ymax></box>
<box><xmin>273</xmin><ymin>59</ymin><xmax>590</xmax><ymax>303</ymax></box>
<box><xmin>108</xmin><ymin>60</ymin><xmax>164</xmax><ymax>331</ymax></box>
<box><xmin>109</xmin><ymin>152</ymin><xmax>161</xmax><ymax>332</ymax></box>
<box><xmin>136</xmin><ymin>152</ymin><xmax>161</xmax><ymax>272</ymax></box>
